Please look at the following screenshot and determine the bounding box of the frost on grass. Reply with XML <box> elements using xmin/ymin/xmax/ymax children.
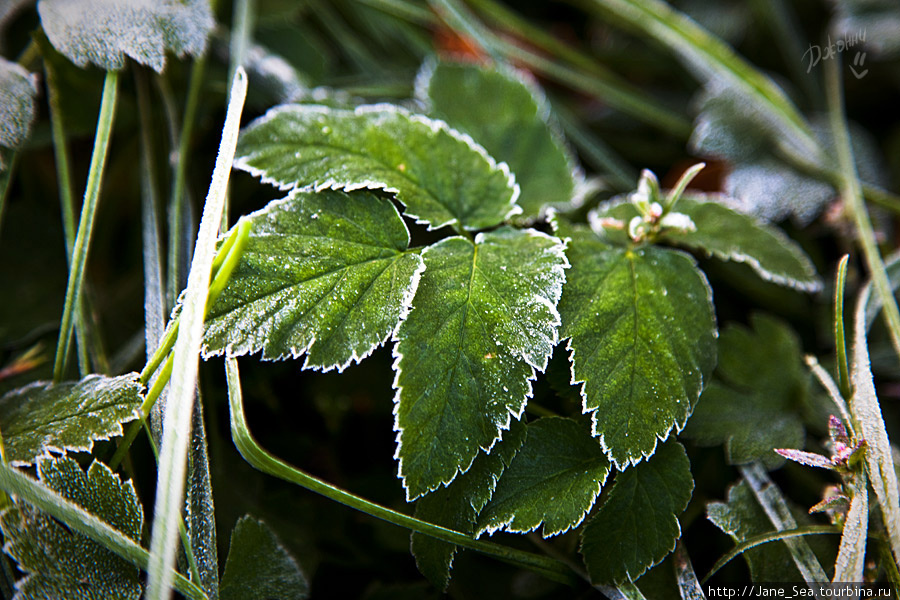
<box><xmin>202</xmin><ymin>189</ymin><xmax>424</xmax><ymax>372</ymax></box>
<box><xmin>0</xmin><ymin>57</ymin><xmax>38</xmax><ymax>169</ymax></box>
<box><xmin>393</xmin><ymin>228</ymin><xmax>568</xmax><ymax>500</ymax></box>
<box><xmin>38</xmin><ymin>0</ymin><xmax>214</xmax><ymax>73</ymax></box>
<box><xmin>0</xmin><ymin>457</ymin><xmax>143</xmax><ymax>600</ymax></box>
<box><xmin>0</xmin><ymin>373</ymin><xmax>143</xmax><ymax>466</ymax></box>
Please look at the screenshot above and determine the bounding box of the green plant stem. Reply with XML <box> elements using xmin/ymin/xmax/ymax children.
<box><xmin>825</xmin><ymin>61</ymin><xmax>900</xmax><ymax>362</ymax></box>
<box><xmin>111</xmin><ymin>218</ymin><xmax>251</xmax><ymax>471</ymax></box>
<box><xmin>427</xmin><ymin>0</ymin><xmax>691</xmax><ymax>138</ymax></box>
<box><xmin>225</xmin><ymin>357</ymin><xmax>577</xmax><ymax>586</ymax></box>
<box><xmin>702</xmin><ymin>525</ymin><xmax>841</xmax><ymax>583</ymax></box>
<box><xmin>53</xmin><ymin>69</ymin><xmax>119</xmax><ymax>382</ymax></box>
<box><xmin>44</xmin><ymin>59</ymin><xmax>91</xmax><ymax>377</ymax></box>
<box><xmin>0</xmin><ymin>462</ymin><xmax>208</xmax><ymax>600</ymax></box>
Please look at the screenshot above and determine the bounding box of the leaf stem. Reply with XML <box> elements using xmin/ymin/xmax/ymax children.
<box><xmin>225</xmin><ymin>357</ymin><xmax>577</xmax><ymax>586</ymax></box>
<box><xmin>0</xmin><ymin>462</ymin><xmax>208</xmax><ymax>600</ymax></box>
<box><xmin>702</xmin><ymin>524</ymin><xmax>840</xmax><ymax>583</ymax></box>
<box><xmin>53</xmin><ymin>69</ymin><xmax>119</xmax><ymax>382</ymax></box>
<box><xmin>112</xmin><ymin>219</ymin><xmax>251</xmax><ymax>470</ymax></box>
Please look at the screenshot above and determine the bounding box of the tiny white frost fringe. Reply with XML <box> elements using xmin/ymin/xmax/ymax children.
<box><xmin>146</xmin><ymin>67</ymin><xmax>247</xmax><ymax>600</ymax></box>
<box><xmin>852</xmin><ymin>274</ymin><xmax>900</xmax><ymax>566</ymax></box>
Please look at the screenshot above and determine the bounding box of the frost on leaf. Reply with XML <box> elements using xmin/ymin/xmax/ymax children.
<box><xmin>0</xmin><ymin>57</ymin><xmax>38</xmax><ymax>170</ymax></box>
<box><xmin>683</xmin><ymin>314</ymin><xmax>807</xmax><ymax>469</ymax></box>
<box><xmin>0</xmin><ymin>373</ymin><xmax>143</xmax><ymax>466</ymax></box>
<box><xmin>580</xmin><ymin>441</ymin><xmax>693</xmax><ymax>584</ymax></box>
<box><xmin>37</xmin><ymin>0</ymin><xmax>213</xmax><ymax>73</ymax></box>
<box><xmin>660</xmin><ymin>196</ymin><xmax>822</xmax><ymax>291</ymax></box>
<box><xmin>0</xmin><ymin>457</ymin><xmax>143</xmax><ymax>600</ymax></box>
<box><xmin>477</xmin><ymin>417</ymin><xmax>610</xmax><ymax>538</ymax></box>
<box><xmin>417</xmin><ymin>59</ymin><xmax>582</xmax><ymax>221</ymax></box>
<box><xmin>592</xmin><ymin>194</ymin><xmax>821</xmax><ymax>292</ymax></box>
<box><xmin>220</xmin><ymin>515</ymin><xmax>309</xmax><ymax>600</ymax></box>
<box><xmin>234</xmin><ymin>103</ymin><xmax>520</xmax><ymax>231</ymax></box>
<box><xmin>394</xmin><ymin>228</ymin><xmax>567</xmax><ymax>500</ymax></box>
<box><xmin>411</xmin><ymin>420</ymin><xmax>525</xmax><ymax>591</ymax></box>
<box><xmin>558</xmin><ymin>228</ymin><xmax>716</xmax><ymax>469</ymax></box>
<box><xmin>203</xmin><ymin>190</ymin><xmax>424</xmax><ymax>371</ymax></box>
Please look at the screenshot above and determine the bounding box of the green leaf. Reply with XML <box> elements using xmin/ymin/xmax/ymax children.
<box><xmin>234</xmin><ymin>104</ymin><xmax>520</xmax><ymax>231</ymax></box>
<box><xmin>203</xmin><ymin>190</ymin><xmax>424</xmax><ymax>370</ymax></box>
<box><xmin>0</xmin><ymin>58</ymin><xmax>38</xmax><ymax>169</ymax></box>
<box><xmin>662</xmin><ymin>196</ymin><xmax>822</xmax><ymax>292</ymax></box>
<box><xmin>0</xmin><ymin>457</ymin><xmax>143</xmax><ymax>599</ymax></box>
<box><xmin>477</xmin><ymin>417</ymin><xmax>610</xmax><ymax>538</ymax></box>
<box><xmin>37</xmin><ymin>0</ymin><xmax>213</xmax><ymax>73</ymax></box>
<box><xmin>558</xmin><ymin>229</ymin><xmax>716</xmax><ymax>468</ymax></box>
<box><xmin>580</xmin><ymin>441</ymin><xmax>693</xmax><ymax>584</ymax></box>
<box><xmin>0</xmin><ymin>373</ymin><xmax>143</xmax><ymax>466</ymax></box>
<box><xmin>682</xmin><ymin>314</ymin><xmax>808</xmax><ymax>468</ymax></box>
<box><xmin>707</xmin><ymin>480</ymin><xmax>807</xmax><ymax>582</ymax></box>
<box><xmin>394</xmin><ymin>227</ymin><xmax>567</xmax><ymax>499</ymax></box>
<box><xmin>417</xmin><ymin>59</ymin><xmax>581</xmax><ymax>221</ymax></box>
<box><xmin>220</xmin><ymin>515</ymin><xmax>309</xmax><ymax>600</ymax></box>
<box><xmin>411</xmin><ymin>420</ymin><xmax>526</xmax><ymax>591</ymax></box>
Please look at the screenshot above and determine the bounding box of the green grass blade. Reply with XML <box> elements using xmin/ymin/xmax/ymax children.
<box><xmin>427</xmin><ymin>0</ymin><xmax>691</xmax><ymax>138</ymax></box>
<box><xmin>584</xmin><ymin>0</ymin><xmax>819</xmax><ymax>161</ymax></box>
<box><xmin>44</xmin><ymin>57</ymin><xmax>90</xmax><ymax>377</ymax></box>
<box><xmin>739</xmin><ymin>463</ymin><xmax>829</xmax><ymax>583</ymax></box>
<box><xmin>834</xmin><ymin>255</ymin><xmax>851</xmax><ymax>399</ymax></box>
<box><xmin>0</xmin><ymin>462</ymin><xmax>207</xmax><ymax>600</ymax></box>
<box><xmin>146</xmin><ymin>67</ymin><xmax>247</xmax><ymax>600</ymax></box>
<box><xmin>52</xmin><ymin>69</ymin><xmax>119</xmax><ymax>382</ymax></box>
<box><xmin>134</xmin><ymin>67</ymin><xmax>167</xmax><ymax>363</ymax></box>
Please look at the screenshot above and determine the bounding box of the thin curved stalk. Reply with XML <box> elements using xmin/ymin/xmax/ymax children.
<box><xmin>702</xmin><ymin>525</ymin><xmax>840</xmax><ymax>583</ymax></box>
<box><xmin>110</xmin><ymin>218</ymin><xmax>251</xmax><ymax>471</ymax></box>
<box><xmin>225</xmin><ymin>357</ymin><xmax>577</xmax><ymax>586</ymax></box>
<box><xmin>53</xmin><ymin>70</ymin><xmax>119</xmax><ymax>382</ymax></box>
